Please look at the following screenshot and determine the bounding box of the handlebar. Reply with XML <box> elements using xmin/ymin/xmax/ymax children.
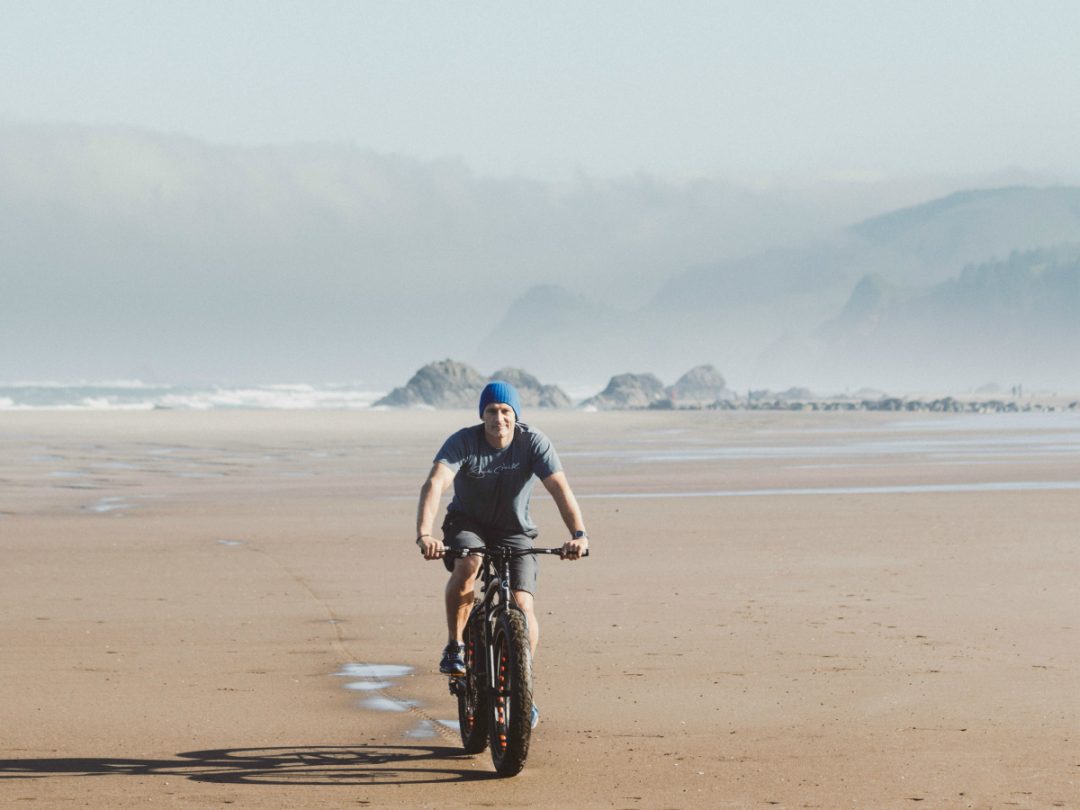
<box><xmin>445</xmin><ymin>546</ymin><xmax>590</xmax><ymax>559</ymax></box>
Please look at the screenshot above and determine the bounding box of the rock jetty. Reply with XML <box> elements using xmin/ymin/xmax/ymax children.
<box><xmin>718</xmin><ymin>396</ymin><xmax>1079</xmax><ymax>413</ymax></box>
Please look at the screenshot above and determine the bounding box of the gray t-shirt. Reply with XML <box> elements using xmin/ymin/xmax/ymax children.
<box><xmin>435</xmin><ymin>422</ymin><xmax>562</xmax><ymax>534</ymax></box>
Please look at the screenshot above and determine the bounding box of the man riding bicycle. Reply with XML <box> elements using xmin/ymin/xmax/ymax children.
<box><xmin>415</xmin><ymin>381</ymin><xmax>588</xmax><ymax>725</ymax></box>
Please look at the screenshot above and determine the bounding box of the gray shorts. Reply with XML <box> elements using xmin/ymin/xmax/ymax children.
<box><xmin>441</xmin><ymin>512</ymin><xmax>539</xmax><ymax>595</ymax></box>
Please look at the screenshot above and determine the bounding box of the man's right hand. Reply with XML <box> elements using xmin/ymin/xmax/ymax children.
<box><xmin>417</xmin><ymin>535</ymin><xmax>445</xmax><ymax>560</ymax></box>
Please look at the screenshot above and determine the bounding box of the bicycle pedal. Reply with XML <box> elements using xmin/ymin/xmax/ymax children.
<box><xmin>448</xmin><ymin>675</ymin><xmax>466</xmax><ymax>697</ymax></box>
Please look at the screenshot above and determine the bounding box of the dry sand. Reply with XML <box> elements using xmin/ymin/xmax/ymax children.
<box><xmin>1</xmin><ymin>409</ymin><xmax>1078</xmax><ymax>809</ymax></box>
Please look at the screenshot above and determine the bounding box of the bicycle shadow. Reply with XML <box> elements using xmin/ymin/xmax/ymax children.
<box><xmin>0</xmin><ymin>744</ymin><xmax>498</xmax><ymax>786</ymax></box>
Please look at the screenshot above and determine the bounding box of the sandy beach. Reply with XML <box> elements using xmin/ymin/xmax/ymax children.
<box><xmin>1</xmin><ymin>408</ymin><xmax>1078</xmax><ymax>808</ymax></box>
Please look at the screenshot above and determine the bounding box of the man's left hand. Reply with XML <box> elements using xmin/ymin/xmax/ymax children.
<box><xmin>561</xmin><ymin>536</ymin><xmax>588</xmax><ymax>560</ymax></box>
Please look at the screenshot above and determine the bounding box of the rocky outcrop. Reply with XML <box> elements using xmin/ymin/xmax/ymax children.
<box><xmin>374</xmin><ymin>360</ymin><xmax>572</xmax><ymax>410</ymax></box>
<box><xmin>667</xmin><ymin>364</ymin><xmax>729</xmax><ymax>406</ymax></box>
<box><xmin>580</xmin><ymin>373</ymin><xmax>667</xmax><ymax>410</ymax></box>
<box><xmin>488</xmin><ymin>368</ymin><xmax>572</xmax><ymax>410</ymax></box>
<box><xmin>373</xmin><ymin>359</ymin><xmax>487</xmax><ymax>408</ymax></box>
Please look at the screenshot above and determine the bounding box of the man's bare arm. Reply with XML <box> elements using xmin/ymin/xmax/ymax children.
<box><xmin>542</xmin><ymin>471</ymin><xmax>588</xmax><ymax>560</ymax></box>
<box><xmin>416</xmin><ymin>462</ymin><xmax>455</xmax><ymax>559</ymax></box>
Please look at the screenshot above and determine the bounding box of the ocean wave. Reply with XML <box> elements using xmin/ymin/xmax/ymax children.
<box><xmin>0</xmin><ymin>382</ymin><xmax>385</xmax><ymax>411</ymax></box>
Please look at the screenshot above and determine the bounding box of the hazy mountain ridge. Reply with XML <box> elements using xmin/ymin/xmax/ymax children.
<box><xmin>822</xmin><ymin>246</ymin><xmax>1080</xmax><ymax>345</ymax></box>
<box><xmin>880</xmin><ymin>246</ymin><xmax>1080</xmax><ymax>337</ymax></box>
<box><xmin>650</xmin><ymin>186</ymin><xmax>1080</xmax><ymax>310</ymax></box>
<box><xmin>771</xmin><ymin>246</ymin><xmax>1080</xmax><ymax>390</ymax></box>
<box><xmin>816</xmin><ymin>274</ymin><xmax>909</xmax><ymax>341</ymax></box>
<box><xmin>481</xmin><ymin>187</ymin><xmax>1080</xmax><ymax>391</ymax></box>
<box><xmin>851</xmin><ymin>186</ymin><xmax>1080</xmax><ymax>271</ymax></box>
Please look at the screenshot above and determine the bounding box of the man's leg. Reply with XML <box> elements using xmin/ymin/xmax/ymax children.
<box><xmin>501</xmin><ymin>533</ymin><xmax>540</xmax><ymax>656</ymax></box>
<box><xmin>513</xmin><ymin>589</ymin><xmax>540</xmax><ymax>656</ymax></box>
<box><xmin>445</xmin><ymin>555</ymin><xmax>481</xmax><ymax>643</ymax></box>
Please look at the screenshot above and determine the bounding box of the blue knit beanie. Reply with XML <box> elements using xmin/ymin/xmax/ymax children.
<box><xmin>479</xmin><ymin>381</ymin><xmax>521</xmax><ymax>420</ymax></box>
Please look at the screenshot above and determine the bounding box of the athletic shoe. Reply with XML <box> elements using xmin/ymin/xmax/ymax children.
<box><xmin>530</xmin><ymin>704</ymin><xmax>540</xmax><ymax>729</ymax></box>
<box><xmin>439</xmin><ymin>642</ymin><xmax>466</xmax><ymax>675</ymax></box>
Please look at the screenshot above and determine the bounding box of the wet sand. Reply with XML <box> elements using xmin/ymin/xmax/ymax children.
<box><xmin>1</xmin><ymin>409</ymin><xmax>1078</xmax><ymax>808</ymax></box>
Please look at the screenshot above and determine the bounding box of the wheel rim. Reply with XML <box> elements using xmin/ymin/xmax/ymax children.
<box><xmin>493</xmin><ymin>634</ymin><xmax>510</xmax><ymax>754</ymax></box>
<box><xmin>464</xmin><ymin>625</ymin><xmax>481</xmax><ymax>730</ymax></box>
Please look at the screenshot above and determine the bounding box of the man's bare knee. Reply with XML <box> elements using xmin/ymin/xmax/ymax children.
<box><xmin>513</xmin><ymin>589</ymin><xmax>534</xmax><ymax>611</ymax></box>
<box><xmin>448</xmin><ymin>556</ymin><xmax>480</xmax><ymax>592</ymax></box>
<box><xmin>513</xmin><ymin>590</ymin><xmax>540</xmax><ymax>654</ymax></box>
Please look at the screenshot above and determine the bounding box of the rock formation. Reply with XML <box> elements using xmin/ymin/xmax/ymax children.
<box><xmin>580</xmin><ymin>373</ymin><xmax>667</xmax><ymax>409</ymax></box>
<box><xmin>666</xmin><ymin>364</ymin><xmax>730</xmax><ymax>406</ymax></box>
<box><xmin>374</xmin><ymin>360</ymin><xmax>571</xmax><ymax>410</ymax></box>
<box><xmin>373</xmin><ymin>359</ymin><xmax>487</xmax><ymax>408</ymax></box>
<box><xmin>488</xmin><ymin>367</ymin><xmax>572</xmax><ymax>410</ymax></box>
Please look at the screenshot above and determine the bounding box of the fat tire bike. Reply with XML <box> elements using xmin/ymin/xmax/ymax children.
<box><xmin>446</xmin><ymin>545</ymin><xmax>588</xmax><ymax>777</ymax></box>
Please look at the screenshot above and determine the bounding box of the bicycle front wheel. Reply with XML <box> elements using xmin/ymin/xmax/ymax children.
<box><xmin>489</xmin><ymin>607</ymin><xmax>533</xmax><ymax>776</ymax></box>
<box><xmin>457</xmin><ymin>606</ymin><xmax>489</xmax><ymax>753</ymax></box>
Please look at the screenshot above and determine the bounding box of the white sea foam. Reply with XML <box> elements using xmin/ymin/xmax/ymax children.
<box><xmin>0</xmin><ymin>382</ymin><xmax>385</xmax><ymax>411</ymax></box>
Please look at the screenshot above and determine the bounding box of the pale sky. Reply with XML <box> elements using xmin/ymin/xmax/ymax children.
<box><xmin>2</xmin><ymin>0</ymin><xmax>1079</xmax><ymax>182</ymax></box>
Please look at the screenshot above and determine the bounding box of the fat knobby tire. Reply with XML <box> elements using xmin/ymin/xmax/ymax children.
<box><xmin>489</xmin><ymin>607</ymin><xmax>534</xmax><ymax>776</ymax></box>
<box><xmin>457</xmin><ymin>606</ymin><xmax>489</xmax><ymax>753</ymax></box>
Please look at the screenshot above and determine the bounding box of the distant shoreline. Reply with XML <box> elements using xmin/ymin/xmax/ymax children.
<box><xmin>1</xmin><ymin>380</ymin><xmax>1077</xmax><ymax>413</ymax></box>
<box><xmin>657</xmin><ymin>394</ymin><xmax>1080</xmax><ymax>413</ymax></box>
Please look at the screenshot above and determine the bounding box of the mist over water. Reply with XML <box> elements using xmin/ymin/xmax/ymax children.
<box><xmin>0</xmin><ymin>124</ymin><xmax>835</xmax><ymax>389</ymax></box>
<box><xmin>2</xmin><ymin>125</ymin><xmax>1078</xmax><ymax>396</ymax></box>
